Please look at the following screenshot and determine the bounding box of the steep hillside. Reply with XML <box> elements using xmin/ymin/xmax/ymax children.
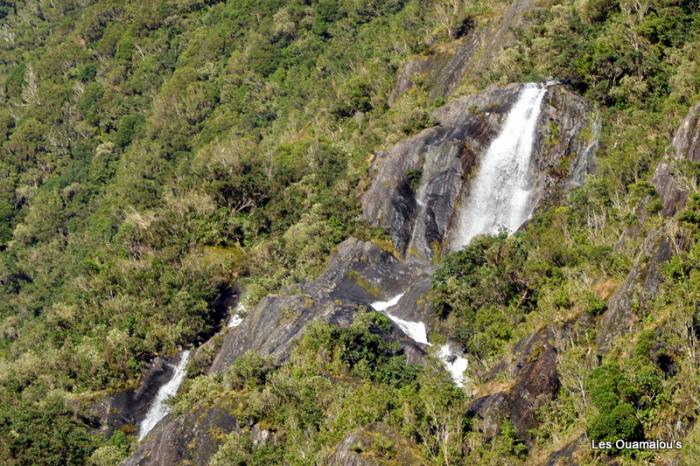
<box><xmin>1</xmin><ymin>1</ymin><xmax>699</xmax><ymax>465</ymax></box>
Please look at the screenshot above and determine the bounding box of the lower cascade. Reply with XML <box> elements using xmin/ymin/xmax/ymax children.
<box><xmin>452</xmin><ymin>83</ymin><xmax>548</xmax><ymax>250</ymax></box>
<box><xmin>138</xmin><ymin>350</ymin><xmax>191</xmax><ymax>440</ymax></box>
<box><xmin>371</xmin><ymin>293</ymin><xmax>466</xmax><ymax>385</ymax></box>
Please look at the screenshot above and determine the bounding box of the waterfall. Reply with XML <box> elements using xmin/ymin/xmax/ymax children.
<box><xmin>452</xmin><ymin>83</ymin><xmax>548</xmax><ymax>250</ymax></box>
<box><xmin>138</xmin><ymin>350</ymin><xmax>191</xmax><ymax>440</ymax></box>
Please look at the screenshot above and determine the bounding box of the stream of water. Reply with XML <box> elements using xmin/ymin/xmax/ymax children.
<box><xmin>138</xmin><ymin>350</ymin><xmax>191</xmax><ymax>440</ymax></box>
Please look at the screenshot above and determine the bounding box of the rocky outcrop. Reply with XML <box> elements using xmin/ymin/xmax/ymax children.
<box><xmin>87</xmin><ymin>356</ymin><xmax>178</xmax><ymax>437</ymax></box>
<box><xmin>121</xmin><ymin>407</ymin><xmax>237</xmax><ymax>466</ymax></box>
<box><xmin>466</xmin><ymin>327</ymin><xmax>559</xmax><ymax>445</ymax></box>
<box><xmin>209</xmin><ymin>238</ymin><xmax>429</xmax><ymax>373</ymax></box>
<box><xmin>390</xmin><ymin>0</ymin><xmax>537</xmax><ymax>102</ymax></box>
<box><xmin>652</xmin><ymin>102</ymin><xmax>700</xmax><ymax>216</ymax></box>
<box><xmin>597</xmin><ymin>101</ymin><xmax>700</xmax><ymax>354</ymax></box>
<box><xmin>364</xmin><ymin>83</ymin><xmax>597</xmax><ymax>262</ymax></box>
<box><xmin>671</xmin><ymin>102</ymin><xmax>700</xmax><ymax>163</ymax></box>
<box><xmin>596</xmin><ymin>227</ymin><xmax>679</xmax><ymax>355</ymax></box>
<box><xmin>123</xmin><ymin>82</ymin><xmax>597</xmax><ymax>465</ymax></box>
<box><xmin>326</xmin><ymin>423</ymin><xmax>427</xmax><ymax>466</ymax></box>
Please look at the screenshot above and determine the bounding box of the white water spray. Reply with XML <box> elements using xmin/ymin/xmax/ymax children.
<box><xmin>138</xmin><ymin>350</ymin><xmax>191</xmax><ymax>440</ymax></box>
<box><xmin>452</xmin><ymin>83</ymin><xmax>548</xmax><ymax>250</ymax></box>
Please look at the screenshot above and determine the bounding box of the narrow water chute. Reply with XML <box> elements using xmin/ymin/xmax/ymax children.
<box><xmin>138</xmin><ymin>350</ymin><xmax>191</xmax><ymax>440</ymax></box>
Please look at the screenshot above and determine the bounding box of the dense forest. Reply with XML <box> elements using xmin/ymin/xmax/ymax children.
<box><xmin>1</xmin><ymin>0</ymin><xmax>699</xmax><ymax>465</ymax></box>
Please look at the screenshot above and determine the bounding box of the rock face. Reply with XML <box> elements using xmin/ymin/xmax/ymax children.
<box><xmin>671</xmin><ymin>102</ymin><xmax>700</xmax><ymax>163</ymax></box>
<box><xmin>88</xmin><ymin>356</ymin><xmax>177</xmax><ymax>437</ymax></box>
<box><xmin>597</xmin><ymin>101</ymin><xmax>700</xmax><ymax>354</ymax></box>
<box><xmin>596</xmin><ymin>228</ymin><xmax>678</xmax><ymax>355</ymax></box>
<box><xmin>121</xmin><ymin>407</ymin><xmax>237</xmax><ymax>466</ymax></box>
<box><xmin>364</xmin><ymin>83</ymin><xmax>597</xmax><ymax>262</ymax></box>
<box><xmin>652</xmin><ymin>102</ymin><xmax>700</xmax><ymax>216</ymax></box>
<box><xmin>326</xmin><ymin>423</ymin><xmax>427</xmax><ymax>466</ymax></box>
<box><xmin>390</xmin><ymin>0</ymin><xmax>536</xmax><ymax>102</ymax></box>
<box><xmin>209</xmin><ymin>238</ymin><xmax>429</xmax><ymax>373</ymax></box>
<box><xmin>466</xmin><ymin>327</ymin><xmax>559</xmax><ymax>445</ymax></box>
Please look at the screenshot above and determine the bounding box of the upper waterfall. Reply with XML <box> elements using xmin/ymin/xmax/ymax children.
<box><xmin>451</xmin><ymin>83</ymin><xmax>548</xmax><ymax>250</ymax></box>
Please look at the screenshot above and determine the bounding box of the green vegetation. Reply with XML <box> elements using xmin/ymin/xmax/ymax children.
<box><xmin>0</xmin><ymin>0</ymin><xmax>699</xmax><ymax>464</ymax></box>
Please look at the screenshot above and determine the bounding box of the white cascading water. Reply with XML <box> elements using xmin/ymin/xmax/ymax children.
<box><xmin>452</xmin><ymin>83</ymin><xmax>548</xmax><ymax>250</ymax></box>
<box><xmin>437</xmin><ymin>344</ymin><xmax>468</xmax><ymax>387</ymax></box>
<box><xmin>371</xmin><ymin>293</ymin><xmax>430</xmax><ymax>346</ymax></box>
<box><xmin>138</xmin><ymin>350</ymin><xmax>191</xmax><ymax>440</ymax></box>
<box><xmin>371</xmin><ymin>293</ymin><xmax>467</xmax><ymax>383</ymax></box>
<box><xmin>227</xmin><ymin>302</ymin><xmax>246</xmax><ymax>328</ymax></box>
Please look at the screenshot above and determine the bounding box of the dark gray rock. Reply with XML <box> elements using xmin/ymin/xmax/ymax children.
<box><xmin>209</xmin><ymin>238</ymin><xmax>428</xmax><ymax>373</ymax></box>
<box><xmin>364</xmin><ymin>83</ymin><xmax>597</xmax><ymax>262</ymax></box>
<box><xmin>467</xmin><ymin>327</ymin><xmax>559</xmax><ymax>445</ymax></box>
<box><xmin>390</xmin><ymin>0</ymin><xmax>536</xmax><ymax>102</ymax></box>
<box><xmin>121</xmin><ymin>407</ymin><xmax>237</xmax><ymax>466</ymax></box>
<box><xmin>87</xmin><ymin>356</ymin><xmax>178</xmax><ymax>437</ymax></box>
<box><xmin>326</xmin><ymin>423</ymin><xmax>427</xmax><ymax>466</ymax></box>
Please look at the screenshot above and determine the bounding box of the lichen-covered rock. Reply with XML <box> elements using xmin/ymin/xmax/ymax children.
<box><xmin>671</xmin><ymin>102</ymin><xmax>700</xmax><ymax>163</ymax></box>
<box><xmin>364</xmin><ymin>83</ymin><xmax>597</xmax><ymax>262</ymax></box>
<box><xmin>466</xmin><ymin>327</ymin><xmax>559</xmax><ymax>445</ymax></box>
<box><xmin>121</xmin><ymin>407</ymin><xmax>237</xmax><ymax>466</ymax></box>
<box><xmin>326</xmin><ymin>423</ymin><xmax>428</xmax><ymax>466</ymax></box>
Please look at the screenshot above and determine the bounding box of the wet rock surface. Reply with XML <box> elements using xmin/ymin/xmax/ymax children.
<box><xmin>364</xmin><ymin>83</ymin><xmax>597</xmax><ymax>262</ymax></box>
<box><xmin>123</xmin><ymin>82</ymin><xmax>597</xmax><ymax>464</ymax></box>
<box><xmin>466</xmin><ymin>327</ymin><xmax>559</xmax><ymax>445</ymax></box>
<box><xmin>88</xmin><ymin>356</ymin><xmax>177</xmax><ymax>437</ymax></box>
<box><xmin>121</xmin><ymin>407</ymin><xmax>237</xmax><ymax>466</ymax></box>
<box><xmin>209</xmin><ymin>238</ymin><xmax>428</xmax><ymax>373</ymax></box>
